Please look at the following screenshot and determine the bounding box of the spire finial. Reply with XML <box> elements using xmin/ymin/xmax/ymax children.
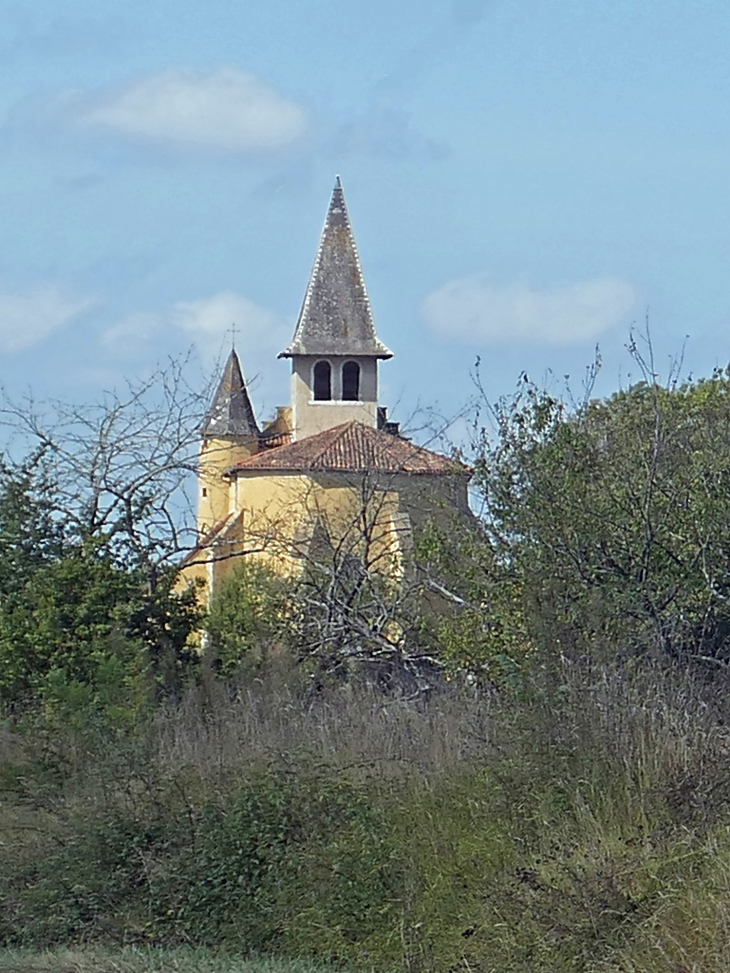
<box><xmin>230</xmin><ymin>322</ymin><xmax>238</xmax><ymax>350</ymax></box>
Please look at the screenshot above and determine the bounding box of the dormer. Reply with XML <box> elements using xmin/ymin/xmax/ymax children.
<box><xmin>279</xmin><ymin>177</ymin><xmax>392</xmax><ymax>441</ymax></box>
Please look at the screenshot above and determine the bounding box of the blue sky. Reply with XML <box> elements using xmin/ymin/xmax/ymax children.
<box><xmin>2</xmin><ymin>0</ymin><xmax>730</xmax><ymax>437</ymax></box>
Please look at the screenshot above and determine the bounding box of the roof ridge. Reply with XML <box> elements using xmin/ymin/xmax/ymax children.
<box><xmin>230</xmin><ymin>420</ymin><xmax>470</xmax><ymax>476</ymax></box>
<box><xmin>310</xmin><ymin>420</ymin><xmax>355</xmax><ymax>465</ymax></box>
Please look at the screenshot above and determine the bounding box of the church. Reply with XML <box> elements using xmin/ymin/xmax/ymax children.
<box><xmin>180</xmin><ymin>178</ymin><xmax>471</xmax><ymax>600</ymax></box>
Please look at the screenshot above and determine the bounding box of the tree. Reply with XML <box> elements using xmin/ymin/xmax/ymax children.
<box><xmin>0</xmin><ymin>357</ymin><xmax>209</xmax><ymax>708</ymax></box>
<box><xmin>0</xmin><ymin>462</ymin><xmax>202</xmax><ymax>707</ymax></box>
<box><xmin>0</xmin><ymin>355</ymin><xmax>208</xmax><ymax>575</ymax></box>
<box><xmin>205</xmin><ymin>560</ymin><xmax>293</xmax><ymax>678</ymax></box>
<box><xmin>472</xmin><ymin>360</ymin><xmax>730</xmax><ymax>668</ymax></box>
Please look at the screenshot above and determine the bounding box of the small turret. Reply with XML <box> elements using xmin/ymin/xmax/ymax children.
<box><xmin>198</xmin><ymin>348</ymin><xmax>259</xmax><ymax>535</ymax></box>
<box><xmin>280</xmin><ymin>177</ymin><xmax>392</xmax><ymax>441</ymax></box>
<box><xmin>202</xmin><ymin>348</ymin><xmax>259</xmax><ymax>440</ymax></box>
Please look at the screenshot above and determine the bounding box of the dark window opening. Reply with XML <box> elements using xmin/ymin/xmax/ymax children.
<box><xmin>342</xmin><ymin>361</ymin><xmax>360</xmax><ymax>401</ymax></box>
<box><xmin>313</xmin><ymin>360</ymin><xmax>332</xmax><ymax>400</ymax></box>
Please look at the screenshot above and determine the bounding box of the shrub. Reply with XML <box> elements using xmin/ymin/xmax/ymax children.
<box><xmin>205</xmin><ymin>563</ymin><xmax>295</xmax><ymax>679</ymax></box>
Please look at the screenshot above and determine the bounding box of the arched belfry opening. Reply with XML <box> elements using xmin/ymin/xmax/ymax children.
<box><xmin>313</xmin><ymin>360</ymin><xmax>332</xmax><ymax>401</ymax></box>
<box><xmin>278</xmin><ymin>177</ymin><xmax>393</xmax><ymax>441</ymax></box>
<box><xmin>342</xmin><ymin>361</ymin><xmax>360</xmax><ymax>401</ymax></box>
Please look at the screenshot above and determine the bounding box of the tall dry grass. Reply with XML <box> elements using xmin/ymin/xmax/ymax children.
<box><xmin>148</xmin><ymin>656</ymin><xmax>730</xmax><ymax>801</ymax></box>
<box><xmin>5</xmin><ymin>655</ymin><xmax>730</xmax><ymax>971</ymax></box>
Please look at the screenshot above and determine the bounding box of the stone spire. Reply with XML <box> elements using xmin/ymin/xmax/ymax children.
<box><xmin>279</xmin><ymin>177</ymin><xmax>393</xmax><ymax>359</ymax></box>
<box><xmin>202</xmin><ymin>348</ymin><xmax>259</xmax><ymax>440</ymax></box>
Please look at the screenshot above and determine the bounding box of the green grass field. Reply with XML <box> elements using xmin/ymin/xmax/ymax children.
<box><xmin>0</xmin><ymin>948</ymin><xmax>347</xmax><ymax>973</ymax></box>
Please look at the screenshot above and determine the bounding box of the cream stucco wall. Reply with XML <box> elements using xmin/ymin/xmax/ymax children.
<box><xmin>197</xmin><ymin>436</ymin><xmax>257</xmax><ymax>535</ymax></box>
<box><xmin>179</xmin><ymin>464</ymin><xmax>470</xmax><ymax>606</ymax></box>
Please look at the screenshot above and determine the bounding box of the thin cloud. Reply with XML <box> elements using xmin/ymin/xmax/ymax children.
<box><xmin>101</xmin><ymin>311</ymin><xmax>162</xmax><ymax>353</ymax></box>
<box><xmin>423</xmin><ymin>275</ymin><xmax>638</xmax><ymax>346</ymax></box>
<box><xmin>103</xmin><ymin>291</ymin><xmax>290</xmax><ymax>365</ymax></box>
<box><xmin>172</xmin><ymin>291</ymin><xmax>289</xmax><ymax>363</ymax></box>
<box><xmin>0</xmin><ymin>285</ymin><xmax>94</xmax><ymax>354</ymax></box>
<box><xmin>333</xmin><ymin>103</ymin><xmax>447</xmax><ymax>162</ymax></box>
<box><xmin>103</xmin><ymin>291</ymin><xmax>292</xmax><ymax>416</ymax></box>
<box><xmin>79</xmin><ymin>67</ymin><xmax>308</xmax><ymax>153</ymax></box>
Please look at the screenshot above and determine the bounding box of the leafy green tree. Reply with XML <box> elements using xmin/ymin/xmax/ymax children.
<box><xmin>205</xmin><ymin>561</ymin><xmax>294</xmax><ymax>678</ymax></box>
<box><xmin>0</xmin><ymin>457</ymin><xmax>65</xmax><ymax>594</ymax></box>
<box><xmin>474</xmin><ymin>366</ymin><xmax>730</xmax><ymax>666</ymax></box>
<box><xmin>0</xmin><ymin>459</ymin><xmax>201</xmax><ymax>708</ymax></box>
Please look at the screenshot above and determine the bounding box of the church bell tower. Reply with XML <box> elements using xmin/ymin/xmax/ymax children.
<box><xmin>279</xmin><ymin>177</ymin><xmax>392</xmax><ymax>442</ymax></box>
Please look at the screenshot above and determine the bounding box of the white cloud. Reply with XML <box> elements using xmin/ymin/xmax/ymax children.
<box><xmin>79</xmin><ymin>67</ymin><xmax>308</xmax><ymax>153</ymax></box>
<box><xmin>172</xmin><ymin>291</ymin><xmax>289</xmax><ymax>362</ymax></box>
<box><xmin>103</xmin><ymin>291</ymin><xmax>289</xmax><ymax>365</ymax></box>
<box><xmin>423</xmin><ymin>275</ymin><xmax>638</xmax><ymax>346</ymax></box>
<box><xmin>0</xmin><ymin>285</ymin><xmax>93</xmax><ymax>354</ymax></box>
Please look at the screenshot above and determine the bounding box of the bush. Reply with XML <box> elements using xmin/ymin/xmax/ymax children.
<box><xmin>1</xmin><ymin>765</ymin><xmax>400</xmax><ymax>963</ymax></box>
<box><xmin>5</xmin><ymin>658</ymin><xmax>730</xmax><ymax>971</ymax></box>
<box><xmin>205</xmin><ymin>563</ymin><xmax>295</xmax><ymax>679</ymax></box>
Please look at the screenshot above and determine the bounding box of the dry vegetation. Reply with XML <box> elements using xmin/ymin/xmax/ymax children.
<box><xmin>7</xmin><ymin>359</ymin><xmax>730</xmax><ymax>969</ymax></box>
<box><xmin>0</xmin><ymin>947</ymin><xmax>338</xmax><ymax>973</ymax></box>
<box><xmin>4</xmin><ymin>654</ymin><xmax>730</xmax><ymax>972</ymax></box>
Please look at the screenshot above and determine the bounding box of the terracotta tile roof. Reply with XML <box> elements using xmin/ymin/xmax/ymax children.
<box><xmin>279</xmin><ymin>177</ymin><xmax>392</xmax><ymax>360</ymax></box>
<box><xmin>232</xmin><ymin>421</ymin><xmax>469</xmax><ymax>476</ymax></box>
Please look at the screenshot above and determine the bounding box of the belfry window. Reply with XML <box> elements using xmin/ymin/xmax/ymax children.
<box><xmin>342</xmin><ymin>361</ymin><xmax>360</xmax><ymax>401</ymax></box>
<box><xmin>313</xmin><ymin>360</ymin><xmax>332</xmax><ymax>401</ymax></box>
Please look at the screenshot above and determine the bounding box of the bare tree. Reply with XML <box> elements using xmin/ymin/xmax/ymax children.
<box><xmin>0</xmin><ymin>354</ymin><xmax>210</xmax><ymax>582</ymax></box>
<box><xmin>275</xmin><ymin>472</ymin><xmax>455</xmax><ymax>696</ymax></box>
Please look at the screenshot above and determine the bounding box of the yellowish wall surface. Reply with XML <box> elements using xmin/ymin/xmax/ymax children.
<box><xmin>197</xmin><ymin>437</ymin><xmax>257</xmax><ymax>535</ymax></box>
<box><xmin>178</xmin><ymin>466</ymin><xmax>470</xmax><ymax>606</ymax></box>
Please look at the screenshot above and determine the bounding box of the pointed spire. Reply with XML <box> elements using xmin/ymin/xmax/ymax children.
<box><xmin>279</xmin><ymin>177</ymin><xmax>393</xmax><ymax>359</ymax></box>
<box><xmin>202</xmin><ymin>349</ymin><xmax>259</xmax><ymax>439</ymax></box>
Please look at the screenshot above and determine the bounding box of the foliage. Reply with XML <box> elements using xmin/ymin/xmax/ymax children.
<box><xmin>0</xmin><ymin>458</ymin><xmax>65</xmax><ymax>595</ymax></box>
<box><xmin>10</xmin><ymin>352</ymin><xmax>730</xmax><ymax>971</ymax></box>
<box><xmin>1</xmin><ymin>766</ymin><xmax>400</xmax><ymax>963</ymax></box>
<box><xmin>0</xmin><ymin>458</ymin><xmax>202</xmax><ymax>709</ymax></box>
<box><xmin>414</xmin><ymin>515</ymin><xmax>534</xmax><ymax>688</ymax></box>
<box><xmin>463</xmin><ymin>364</ymin><xmax>730</xmax><ymax>670</ymax></box>
<box><xmin>205</xmin><ymin>563</ymin><xmax>294</xmax><ymax>678</ymax></box>
<box><xmin>5</xmin><ymin>660</ymin><xmax>730</xmax><ymax>972</ymax></box>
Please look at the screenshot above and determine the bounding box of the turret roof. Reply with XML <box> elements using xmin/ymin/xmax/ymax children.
<box><xmin>279</xmin><ymin>177</ymin><xmax>393</xmax><ymax>360</ymax></box>
<box><xmin>201</xmin><ymin>349</ymin><xmax>259</xmax><ymax>440</ymax></box>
